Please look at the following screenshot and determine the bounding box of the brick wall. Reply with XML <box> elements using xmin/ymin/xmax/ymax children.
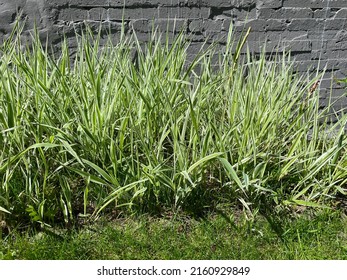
<box><xmin>1</xmin><ymin>0</ymin><xmax>347</xmax><ymax>106</ymax></box>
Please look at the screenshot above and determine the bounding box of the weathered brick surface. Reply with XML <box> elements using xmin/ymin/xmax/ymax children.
<box><xmin>1</xmin><ymin>0</ymin><xmax>347</xmax><ymax>106</ymax></box>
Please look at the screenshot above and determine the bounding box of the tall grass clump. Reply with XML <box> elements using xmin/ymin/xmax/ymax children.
<box><xmin>0</xmin><ymin>21</ymin><xmax>347</xmax><ymax>228</ymax></box>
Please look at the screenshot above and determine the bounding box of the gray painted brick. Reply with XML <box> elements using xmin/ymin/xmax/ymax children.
<box><xmin>335</xmin><ymin>8</ymin><xmax>347</xmax><ymax>18</ymax></box>
<box><xmin>313</xmin><ymin>8</ymin><xmax>336</xmax><ymax>18</ymax></box>
<box><xmin>200</xmin><ymin>0</ymin><xmax>257</xmax><ymax>8</ymax></box>
<box><xmin>231</xmin><ymin>8</ymin><xmax>257</xmax><ymax>20</ymax></box>
<box><xmin>132</xmin><ymin>18</ymin><xmax>187</xmax><ymax>33</ymax></box>
<box><xmin>153</xmin><ymin>18</ymin><xmax>188</xmax><ymax>32</ymax></box>
<box><xmin>44</xmin><ymin>0</ymin><xmax>69</xmax><ymax>7</ymax></box>
<box><xmin>89</xmin><ymin>8</ymin><xmax>108</xmax><ymax>21</ymax></box>
<box><xmin>58</xmin><ymin>8</ymin><xmax>88</xmax><ymax>21</ymax></box>
<box><xmin>283</xmin><ymin>0</ymin><xmax>347</xmax><ymax>8</ymax></box>
<box><xmin>234</xmin><ymin>19</ymin><xmax>287</xmax><ymax>32</ymax></box>
<box><xmin>143</xmin><ymin>0</ymin><xmax>183</xmax><ymax>7</ymax></box>
<box><xmin>131</xmin><ymin>19</ymin><xmax>148</xmax><ymax>32</ymax></box>
<box><xmin>189</xmin><ymin>19</ymin><xmax>223</xmax><ymax>33</ymax></box>
<box><xmin>311</xmin><ymin>39</ymin><xmax>327</xmax><ymax>51</ymax></box>
<box><xmin>159</xmin><ymin>7</ymin><xmax>210</xmax><ymax>19</ymax></box>
<box><xmin>108</xmin><ymin>8</ymin><xmax>159</xmax><ymax>20</ymax></box>
<box><xmin>257</xmin><ymin>0</ymin><xmax>282</xmax><ymax>9</ymax></box>
<box><xmin>325</xmin><ymin>18</ymin><xmax>347</xmax><ymax>30</ymax></box>
<box><xmin>70</xmin><ymin>0</ymin><xmax>109</xmax><ymax>7</ymax></box>
<box><xmin>258</xmin><ymin>8</ymin><xmax>313</xmax><ymax>19</ymax></box>
<box><xmin>280</xmin><ymin>40</ymin><xmax>312</xmax><ymax>52</ymax></box>
<box><xmin>247</xmin><ymin>30</ymin><xmax>308</xmax><ymax>41</ymax></box>
<box><xmin>244</xmin><ymin>39</ymin><xmax>311</xmax><ymax>53</ymax></box>
<box><xmin>309</xmin><ymin>30</ymin><xmax>342</xmax><ymax>40</ymax></box>
<box><xmin>327</xmin><ymin>37</ymin><xmax>347</xmax><ymax>50</ymax></box>
<box><xmin>287</xmin><ymin>19</ymin><xmax>325</xmax><ymax>31</ymax></box>
<box><xmin>108</xmin><ymin>1</ymin><xmax>142</xmax><ymax>8</ymax></box>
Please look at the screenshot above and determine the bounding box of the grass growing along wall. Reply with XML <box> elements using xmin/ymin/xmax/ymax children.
<box><xmin>0</xmin><ymin>21</ymin><xmax>347</xmax><ymax>229</ymax></box>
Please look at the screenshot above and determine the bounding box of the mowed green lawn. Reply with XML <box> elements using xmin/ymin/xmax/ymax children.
<box><xmin>1</xmin><ymin>209</ymin><xmax>347</xmax><ymax>260</ymax></box>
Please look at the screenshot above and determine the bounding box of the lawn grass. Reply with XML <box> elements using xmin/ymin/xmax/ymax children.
<box><xmin>1</xmin><ymin>209</ymin><xmax>346</xmax><ymax>260</ymax></box>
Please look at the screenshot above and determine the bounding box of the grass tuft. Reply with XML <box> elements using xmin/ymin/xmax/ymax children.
<box><xmin>0</xmin><ymin>21</ymin><xmax>347</xmax><ymax>230</ymax></box>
